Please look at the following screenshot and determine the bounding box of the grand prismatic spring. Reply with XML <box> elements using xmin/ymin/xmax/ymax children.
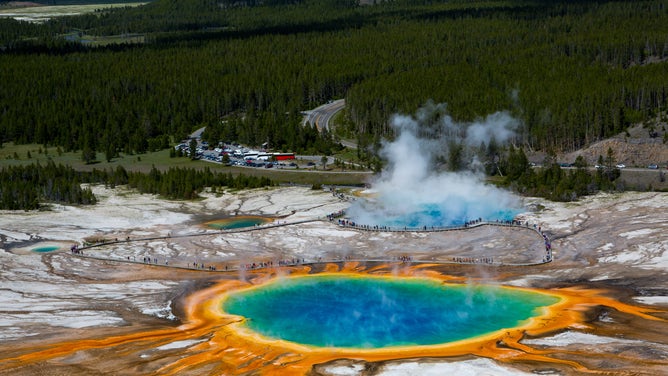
<box><xmin>222</xmin><ymin>274</ymin><xmax>561</xmax><ymax>348</ymax></box>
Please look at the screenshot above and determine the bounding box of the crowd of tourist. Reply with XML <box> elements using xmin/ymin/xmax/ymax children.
<box><xmin>70</xmin><ymin>244</ymin><xmax>82</xmax><ymax>255</ymax></box>
<box><xmin>542</xmin><ymin>231</ymin><xmax>552</xmax><ymax>262</ymax></box>
<box><xmin>452</xmin><ymin>256</ymin><xmax>494</xmax><ymax>264</ymax></box>
<box><xmin>495</xmin><ymin>219</ymin><xmax>529</xmax><ymax>226</ymax></box>
<box><xmin>240</xmin><ymin>258</ymin><xmax>307</xmax><ymax>270</ymax></box>
<box><xmin>395</xmin><ymin>255</ymin><xmax>413</xmax><ymax>263</ymax></box>
<box><xmin>190</xmin><ymin>262</ymin><xmax>217</xmax><ymax>270</ymax></box>
<box><xmin>464</xmin><ymin>218</ymin><xmax>483</xmax><ymax>227</ymax></box>
<box><xmin>326</xmin><ymin>210</ymin><xmax>346</xmax><ymax>221</ymax></box>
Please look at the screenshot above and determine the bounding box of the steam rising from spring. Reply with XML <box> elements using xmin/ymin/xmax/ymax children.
<box><xmin>348</xmin><ymin>102</ymin><xmax>522</xmax><ymax>228</ymax></box>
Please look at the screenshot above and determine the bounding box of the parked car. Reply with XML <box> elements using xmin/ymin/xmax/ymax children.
<box><xmin>616</xmin><ymin>164</ymin><xmax>626</xmax><ymax>169</ymax></box>
<box><xmin>648</xmin><ymin>164</ymin><xmax>659</xmax><ymax>169</ymax></box>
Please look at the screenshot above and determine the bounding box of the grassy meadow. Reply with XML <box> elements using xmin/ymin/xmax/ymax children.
<box><xmin>0</xmin><ymin>3</ymin><xmax>147</xmax><ymax>24</ymax></box>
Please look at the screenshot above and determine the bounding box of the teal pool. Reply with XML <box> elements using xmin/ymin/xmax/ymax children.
<box><xmin>205</xmin><ymin>216</ymin><xmax>272</xmax><ymax>230</ymax></box>
<box><xmin>32</xmin><ymin>246</ymin><xmax>60</xmax><ymax>253</ymax></box>
<box><xmin>222</xmin><ymin>275</ymin><xmax>560</xmax><ymax>348</ymax></box>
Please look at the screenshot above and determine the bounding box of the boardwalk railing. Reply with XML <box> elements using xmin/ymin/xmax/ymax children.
<box><xmin>68</xmin><ymin>216</ymin><xmax>553</xmax><ymax>273</ymax></box>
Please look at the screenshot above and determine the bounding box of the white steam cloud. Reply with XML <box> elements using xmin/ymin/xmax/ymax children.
<box><xmin>347</xmin><ymin>102</ymin><xmax>522</xmax><ymax>229</ymax></box>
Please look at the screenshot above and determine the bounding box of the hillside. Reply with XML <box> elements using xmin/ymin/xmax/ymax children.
<box><xmin>549</xmin><ymin>119</ymin><xmax>668</xmax><ymax>191</ymax></box>
<box><xmin>562</xmin><ymin>122</ymin><xmax>668</xmax><ymax>168</ymax></box>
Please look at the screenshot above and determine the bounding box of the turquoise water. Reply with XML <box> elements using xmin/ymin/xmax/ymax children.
<box><xmin>383</xmin><ymin>203</ymin><xmax>520</xmax><ymax>228</ymax></box>
<box><xmin>348</xmin><ymin>201</ymin><xmax>521</xmax><ymax>229</ymax></box>
<box><xmin>206</xmin><ymin>217</ymin><xmax>269</xmax><ymax>230</ymax></box>
<box><xmin>32</xmin><ymin>246</ymin><xmax>59</xmax><ymax>253</ymax></box>
<box><xmin>222</xmin><ymin>275</ymin><xmax>559</xmax><ymax>348</ymax></box>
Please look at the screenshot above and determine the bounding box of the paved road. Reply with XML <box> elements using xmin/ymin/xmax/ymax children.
<box><xmin>304</xmin><ymin>99</ymin><xmax>357</xmax><ymax>149</ymax></box>
<box><xmin>550</xmin><ymin>165</ymin><xmax>665</xmax><ymax>173</ymax></box>
<box><xmin>190</xmin><ymin>126</ymin><xmax>206</xmax><ymax>139</ymax></box>
<box><xmin>306</xmin><ymin>99</ymin><xmax>345</xmax><ymax>131</ymax></box>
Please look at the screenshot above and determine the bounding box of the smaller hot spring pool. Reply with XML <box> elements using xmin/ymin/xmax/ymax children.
<box><xmin>205</xmin><ymin>216</ymin><xmax>273</xmax><ymax>230</ymax></box>
<box><xmin>32</xmin><ymin>246</ymin><xmax>60</xmax><ymax>253</ymax></box>
<box><xmin>222</xmin><ymin>275</ymin><xmax>560</xmax><ymax>349</ymax></box>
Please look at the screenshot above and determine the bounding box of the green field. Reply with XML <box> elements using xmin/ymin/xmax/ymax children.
<box><xmin>62</xmin><ymin>31</ymin><xmax>145</xmax><ymax>46</ymax></box>
<box><xmin>0</xmin><ymin>2</ymin><xmax>147</xmax><ymax>23</ymax></box>
<box><xmin>2</xmin><ymin>1</ymin><xmax>147</xmax><ymax>5</ymax></box>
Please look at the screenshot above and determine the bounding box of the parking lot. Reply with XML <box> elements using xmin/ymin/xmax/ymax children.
<box><xmin>174</xmin><ymin>140</ymin><xmax>338</xmax><ymax>171</ymax></box>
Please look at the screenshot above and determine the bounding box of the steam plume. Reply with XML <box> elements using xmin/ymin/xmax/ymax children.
<box><xmin>347</xmin><ymin>102</ymin><xmax>522</xmax><ymax>228</ymax></box>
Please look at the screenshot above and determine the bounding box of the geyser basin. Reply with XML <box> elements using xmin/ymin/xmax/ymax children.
<box><xmin>204</xmin><ymin>215</ymin><xmax>273</xmax><ymax>230</ymax></box>
<box><xmin>222</xmin><ymin>274</ymin><xmax>560</xmax><ymax>348</ymax></box>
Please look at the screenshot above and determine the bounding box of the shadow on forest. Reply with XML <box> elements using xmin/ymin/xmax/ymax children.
<box><xmin>1</xmin><ymin>0</ymin><xmax>607</xmax><ymax>55</ymax></box>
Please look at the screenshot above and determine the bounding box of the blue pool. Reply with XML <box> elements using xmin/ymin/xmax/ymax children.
<box><xmin>205</xmin><ymin>216</ymin><xmax>273</xmax><ymax>230</ymax></box>
<box><xmin>222</xmin><ymin>275</ymin><xmax>559</xmax><ymax>348</ymax></box>
<box><xmin>32</xmin><ymin>246</ymin><xmax>60</xmax><ymax>253</ymax></box>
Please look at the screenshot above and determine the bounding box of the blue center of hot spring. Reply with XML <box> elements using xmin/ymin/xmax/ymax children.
<box><xmin>32</xmin><ymin>246</ymin><xmax>59</xmax><ymax>253</ymax></box>
<box><xmin>206</xmin><ymin>217</ymin><xmax>269</xmax><ymax>230</ymax></box>
<box><xmin>222</xmin><ymin>275</ymin><xmax>559</xmax><ymax>348</ymax></box>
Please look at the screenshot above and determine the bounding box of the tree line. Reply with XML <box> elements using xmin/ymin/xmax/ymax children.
<box><xmin>0</xmin><ymin>162</ymin><xmax>273</xmax><ymax>210</ymax></box>
<box><xmin>0</xmin><ymin>162</ymin><xmax>96</xmax><ymax>210</ymax></box>
<box><xmin>120</xmin><ymin>165</ymin><xmax>274</xmax><ymax>199</ymax></box>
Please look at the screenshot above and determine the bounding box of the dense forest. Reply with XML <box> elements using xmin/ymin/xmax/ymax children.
<box><xmin>0</xmin><ymin>0</ymin><xmax>667</xmax><ymax>208</ymax></box>
<box><xmin>0</xmin><ymin>162</ymin><xmax>273</xmax><ymax>210</ymax></box>
<box><xmin>0</xmin><ymin>0</ymin><xmax>667</xmax><ymax>159</ymax></box>
<box><xmin>0</xmin><ymin>162</ymin><xmax>96</xmax><ymax>210</ymax></box>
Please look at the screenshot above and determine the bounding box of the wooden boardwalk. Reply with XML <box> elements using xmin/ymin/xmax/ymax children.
<box><xmin>69</xmin><ymin>218</ymin><xmax>553</xmax><ymax>272</ymax></box>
